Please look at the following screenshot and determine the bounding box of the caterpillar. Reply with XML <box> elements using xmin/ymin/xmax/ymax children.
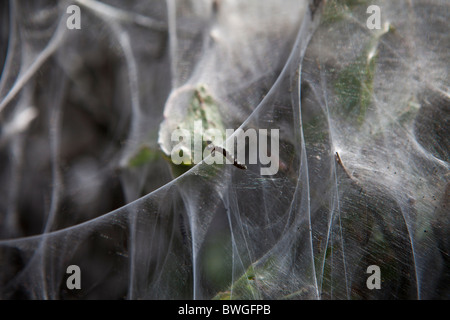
<box><xmin>208</xmin><ymin>143</ymin><xmax>247</xmax><ymax>170</ymax></box>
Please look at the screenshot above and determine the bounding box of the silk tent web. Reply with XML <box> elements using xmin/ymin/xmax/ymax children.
<box><xmin>0</xmin><ymin>0</ymin><xmax>448</xmax><ymax>299</ymax></box>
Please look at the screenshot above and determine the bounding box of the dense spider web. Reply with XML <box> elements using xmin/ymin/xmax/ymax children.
<box><xmin>0</xmin><ymin>0</ymin><xmax>448</xmax><ymax>299</ymax></box>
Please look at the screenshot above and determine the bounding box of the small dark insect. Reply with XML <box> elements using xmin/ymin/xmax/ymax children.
<box><xmin>207</xmin><ymin>141</ymin><xmax>247</xmax><ymax>170</ymax></box>
<box><xmin>309</xmin><ymin>0</ymin><xmax>323</xmax><ymax>19</ymax></box>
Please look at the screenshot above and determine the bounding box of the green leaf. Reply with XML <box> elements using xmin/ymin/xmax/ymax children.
<box><xmin>334</xmin><ymin>23</ymin><xmax>394</xmax><ymax>125</ymax></box>
<box><xmin>128</xmin><ymin>145</ymin><xmax>160</xmax><ymax>168</ymax></box>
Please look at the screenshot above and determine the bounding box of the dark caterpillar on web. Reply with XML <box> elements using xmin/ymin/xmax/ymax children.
<box><xmin>206</xmin><ymin>141</ymin><xmax>247</xmax><ymax>170</ymax></box>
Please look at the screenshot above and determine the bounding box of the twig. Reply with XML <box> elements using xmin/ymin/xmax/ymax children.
<box><xmin>335</xmin><ymin>152</ymin><xmax>362</xmax><ymax>193</ymax></box>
